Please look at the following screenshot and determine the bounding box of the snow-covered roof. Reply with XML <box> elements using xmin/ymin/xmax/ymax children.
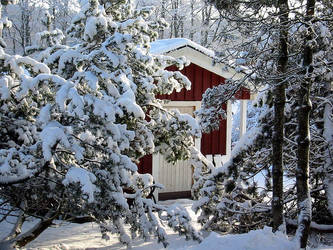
<box><xmin>150</xmin><ymin>38</ymin><xmax>253</xmax><ymax>96</ymax></box>
<box><xmin>150</xmin><ymin>38</ymin><xmax>243</xmax><ymax>82</ymax></box>
<box><xmin>150</xmin><ymin>38</ymin><xmax>216</xmax><ymax>59</ymax></box>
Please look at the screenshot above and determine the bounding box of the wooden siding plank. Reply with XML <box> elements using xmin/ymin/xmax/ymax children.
<box><xmin>179</xmin><ymin>66</ymin><xmax>186</xmax><ymax>100</ymax></box>
<box><xmin>201</xmin><ymin>133</ymin><xmax>211</xmax><ymax>155</ymax></box>
<box><xmin>219</xmin><ymin>76</ymin><xmax>225</xmax><ymax>84</ymax></box>
<box><xmin>185</xmin><ymin>64</ymin><xmax>195</xmax><ymax>101</ymax></box>
<box><xmin>234</xmin><ymin>87</ymin><xmax>251</xmax><ymax>100</ymax></box>
<box><xmin>211</xmin><ymin>128</ymin><xmax>219</xmax><ymax>154</ymax></box>
<box><xmin>159</xmin><ymin>63</ymin><xmax>251</xmax><ymax>101</ymax></box>
<box><xmin>203</xmin><ymin>69</ymin><xmax>211</xmax><ymax>94</ymax></box>
<box><xmin>219</xmin><ymin>103</ymin><xmax>227</xmax><ymax>155</ymax></box>
<box><xmin>194</xmin><ymin>64</ymin><xmax>202</xmax><ymax>101</ymax></box>
<box><xmin>158</xmin><ymin>63</ymin><xmax>237</xmax><ymax>156</ymax></box>
<box><xmin>211</xmin><ymin>72</ymin><xmax>220</xmax><ymax>87</ymax></box>
<box><xmin>138</xmin><ymin>154</ymin><xmax>153</xmax><ymax>174</ymax></box>
<box><xmin>219</xmin><ymin>119</ymin><xmax>227</xmax><ymax>155</ymax></box>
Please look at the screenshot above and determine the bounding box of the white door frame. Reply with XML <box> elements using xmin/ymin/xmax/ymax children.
<box><xmin>152</xmin><ymin>101</ymin><xmax>201</xmax><ymax>201</ymax></box>
<box><xmin>152</xmin><ymin>100</ymin><xmax>233</xmax><ymax>200</ymax></box>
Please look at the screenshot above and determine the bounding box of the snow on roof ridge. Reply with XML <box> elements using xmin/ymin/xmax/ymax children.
<box><xmin>150</xmin><ymin>38</ymin><xmax>216</xmax><ymax>58</ymax></box>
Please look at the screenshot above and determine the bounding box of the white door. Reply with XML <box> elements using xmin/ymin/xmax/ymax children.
<box><xmin>154</xmin><ymin>105</ymin><xmax>197</xmax><ymax>199</ymax></box>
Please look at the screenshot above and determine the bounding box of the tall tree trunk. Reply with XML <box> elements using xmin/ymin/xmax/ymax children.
<box><xmin>272</xmin><ymin>0</ymin><xmax>289</xmax><ymax>232</ymax></box>
<box><xmin>189</xmin><ymin>0</ymin><xmax>195</xmax><ymax>40</ymax></box>
<box><xmin>171</xmin><ymin>0</ymin><xmax>178</xmax><ymax>38</ymax></box>
<box><xmin>0</xmin><ymin>0</ymin><xmax>10</xmax><ymax>49</ymax></box>
<box><xmin>296</xmin><ymin>0</ymin><xmax>315</xmax><ymax>248</ymax></box>
<box><xmin>0</xmin><ymin>210</ymin><xmax>58</xmax><ymax>249</ymax></box>
<box><xmin>200</xmin><ymin>4</ymin><xmax>211</xmax><ymax>46</ymax></box>
<box><xmin>0</xmin><ymin>2</ymin><xmax>4</xmax><ymax>48</ymax></box>
<box><xmin>160</xmin><ymin>0</ymin><xmax>166</xmax><ymax>39</ymax></box>
<box><xmin>324</xmin><ymin>98</ymin><xmax>333</xmax><ymax>216</ymax></box>
<box><xmin>24</xmin><ymin>12</ymin><xmax>30</xmax><ymax>54</ymax></box>
<box><xmin>3</xmin><ymin>201</ymin><xmax>26</xmax><ymax>241</ymax></box>
<box><xmin>0</xmin><ymin>3</ymin><xmax>2</xmax><ymax>39</ymax></box>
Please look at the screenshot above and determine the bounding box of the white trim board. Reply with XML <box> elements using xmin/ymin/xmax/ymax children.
<box><xmin>152</xmin><ymin>101</ymin><xmax>201</xmax><ymax>201</ymax></box>
<box><xmin>226</xmin><ymin>100</ymin><xmax>232</xmax><ymax>156</ymax></box>
<box><xmin>165</xmin><ymin>47</ymin><xmax>244</xmax><ymax>82</ymax></box>
<box><xmin>162</xmin><ymin>101</ymin><xmax>201</xmax><ymax>151</ymax></box>
<box><xmin>160</xmin><ymin>45</ymin><xmax>255</xmax><ymax>99</ymax></box>
<box><xmin>162</xmin><ymin>100</ymin><xmax>201</xmax><ymax>108</ymax></box>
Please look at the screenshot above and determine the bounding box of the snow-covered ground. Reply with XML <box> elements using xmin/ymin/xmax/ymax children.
<box><xmin>1</xmin><ymin>199</ymin><xmax>332</xmax><ymax>250</ymax></box>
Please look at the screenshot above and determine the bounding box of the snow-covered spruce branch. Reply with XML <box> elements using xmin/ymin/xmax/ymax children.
<box><xmin>3</xmin><ymin>209</ymin><xmax>61</xmax><ymax>248</ymax></box>
<box><xmin>192</xmin><ymin>112</ymin><xmax>272</xmax><ymax>232</ymax></box>
<box><xmin>0</xmin><ymin>206</ymin><xmax>19</xmax><ymax>224</ymax></box>
<box><xmin>2</xmin><ymin>201</ymin><xmax>27</xmax><ymax>242</ymax></box>
<box><xmin>0</xmin><ymin>0</ymin><xmax>204</xmax><ymax>247</ymax></box>
<box><xmin>0</xmin><ymin>161</ymin><xmax>49</xmax><ymax>186</ymax></box>
<box><xmin>196</xmin><ymin>80</ymin><xmax>244</xmax><ymax>133</ymax></box>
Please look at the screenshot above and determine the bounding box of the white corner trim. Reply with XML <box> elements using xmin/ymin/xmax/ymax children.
<box><xmin>162</xmin><ymin>100</ymin><xmax>201</xmax><ymax>109</ymax></box>
<box><xmin>221</xmin><ymin>155</ymin><xmax>230</xmax><ymax>165</ymax></box>
<box><xmin>152</xmin><ymin>100</ymin><xmax>202</xmax><ymax>200</ymax></box>
<box><xmin>250</xmin><ymin>92</ymin><xmax>258</xmax><ymax>100</ymax></box>
<box><xmin>226</xmin><ymin>100</ymin><xmax>232</xmax><ymax>156</ymax></box>
<box><xmin>213</xmin><ymin>155</ymin><xmax>223</xmax><ymax>167</ymax></box>
<box><xmin>240</xmin><ymin>100</ymin><xmax>247</xmax><ymax>138</ymax></box>
<box><xmin>163</xmin><ymin>101</ymin><xmax>202</xmax><ymax>151</ymax></box>
<box><xmin>206</xmin><ymin>155</ymin><xmax>213</xmax><ymax>164</ymax></box>
<box><xmin>152</xmin><ymin>152</ymin><xmax>160</xmax><ymax>202</ymax></box>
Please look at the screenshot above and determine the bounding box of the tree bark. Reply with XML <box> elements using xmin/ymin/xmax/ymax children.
<box><xmin>296</xmin><ymin>0</ymin><xmax>315</xmax><ymax>248</ymax></box>
<box><xmin>272</xmin><ymin>0</ymin><xmax>289</xmax><ymax>232</ymax></box>
<box><xmin>160</xmin><ymin>0</ymin><xmax>166</xmax><ymax>39</ymax></box>
<box><xmin>189</xmin><ymin>0</ymin><xmax>195</xmax><ymax>40</ymax></box>
<box><xmin>324</xmin><ymin>100</ymin><xmax>333</xmax><ymax>216</ymax></box>
<box><xmin>0</xmin><ymin>4</ymin><xmax>2</xmax><ymax>38</ymax></box>
<box><xmin>3</xmin><ymin>201</ymin><xmax>26</xmax><ymax>241</ymax></box>
<box><xmin>287</xmin><ymin>219</ymin><xmax>333</xmax><ymax>234</ymax></box>
<box><xmin>0</xmin><ymin>161</ymin><xmax>49</xmax><ymax>186</ymax></box>
<box><xmin>3</xmin><ymin>210</ymin><xmax>59</xmax><ymax>248</ymax></box>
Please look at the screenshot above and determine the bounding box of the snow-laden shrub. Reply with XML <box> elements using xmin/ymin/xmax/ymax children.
<box><xmin>191</xmin><ymin>2</ymin><xmax>333</xmax><ymax>238</ymax></box>
<box><xmin>0</xmin><ymin>0</ymin><xmax>202</xmax><ymax>247</ymax></box>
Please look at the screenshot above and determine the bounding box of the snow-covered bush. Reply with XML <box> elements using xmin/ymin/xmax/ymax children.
<box><xmin>0</xmin><ymin>0</ymin><xmax>202</xmax><ymax>248</ymax></box>
<box><xmin>25</xmin><ymin>9</ymin><xmax>65</xmax><ymax>54</ymax></box>
<box><xmin>192</xmin><ymin>1</ymin><xmax>333</xmax><ymax>242</ymax></box>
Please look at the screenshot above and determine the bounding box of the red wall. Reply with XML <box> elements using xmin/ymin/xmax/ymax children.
<box><xmin>138</xmin><ymin>154</ymin><xmax>152</xmax><ymax>174</ymax></box>
<box><xmin>158</xmin><ymin>64</ymin><xmax>250</xmax><ymax>101</ymax></box>
<box><xmin>138</xmin><ymin>62</ymin><xmax>250</xmax><ymax>174</ymax></box>
<box><xmin>158</xmin><ymin>63</ymin><xmax>227</xmax><ymax>155</ymax></box>
<box><xmin>158</xmin><ymin>64</ymin><xmax>224</xmax><ymax>101</ymax></box>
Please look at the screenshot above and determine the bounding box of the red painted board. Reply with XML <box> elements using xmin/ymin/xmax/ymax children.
<box><xmin>194</xmin><ymin>64</ymin><xmax>203</xmax><ymax>101</ymax></box>
<box><xmin>138</xmin><ymin>154</ymin><xmax>153</xmax><ymax>174</ymax></box>
<box><xmin>234</xmin><ymin>87</ymin><xmax>251</xmax><ymax>100</ymax></box>
<box><xmin>219</xmin><ymin>119</ymin><xmax>227</xmax><ymax>154</ymax></box>
<box><xmin>201</xmin><ymin>133</ymin><xmax>212</xmax><ymax>155</ymax></box>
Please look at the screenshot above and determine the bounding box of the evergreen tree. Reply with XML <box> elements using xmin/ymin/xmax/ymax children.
<box><xmin>0</xmin><ymin>0</ymin><xmax>202</xmax><ymax>248</ymax></box>
<box><xmin>25</xmin><ymin>9</ymin><xmax>65</xmax><ymax>55</ymax></box>
<box><xmin>193</xmin><ymin>0</ymin><xmax>333</xmax><ymax>247</ymax></box>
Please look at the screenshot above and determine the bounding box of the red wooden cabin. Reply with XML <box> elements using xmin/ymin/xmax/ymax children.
<box><xmin>139</xmin><ymin>38</ymin><xmax>252</xmax><ymax>201</ymax></box>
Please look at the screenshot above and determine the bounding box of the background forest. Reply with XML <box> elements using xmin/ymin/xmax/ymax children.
<box><xmin>2</xmin><ymin>0</ymin><xmax>229</xmax><ymax>54</ymax></box>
